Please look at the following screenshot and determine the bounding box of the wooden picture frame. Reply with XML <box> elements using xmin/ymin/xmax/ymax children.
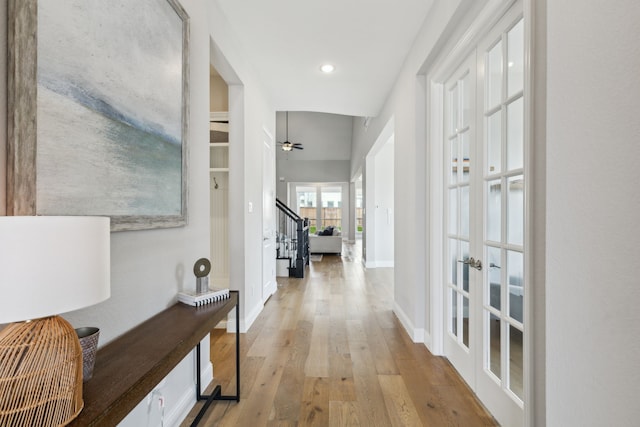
<box><xmin>7</xmin><ymin>0</ymin><xmax>190</xmax><ymax>231</ymax></box>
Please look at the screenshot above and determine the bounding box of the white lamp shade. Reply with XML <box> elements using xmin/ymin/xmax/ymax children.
<box><xmin>0</xmin><ymin>216</ymin><xmax>111</xmax><ymax>323</ymax></box>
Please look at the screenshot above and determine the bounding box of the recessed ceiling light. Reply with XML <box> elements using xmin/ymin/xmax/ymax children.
<box><xmin>320</xmin><ymin>64</ymin><xmax>335</xmax><ymax>73</ymax></box>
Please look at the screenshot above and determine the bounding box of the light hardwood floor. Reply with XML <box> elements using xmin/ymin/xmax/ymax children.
<box><xmin>182</xmin><ymin>242</ymin><xmax>497</xmax><ymax>426</ymax></box>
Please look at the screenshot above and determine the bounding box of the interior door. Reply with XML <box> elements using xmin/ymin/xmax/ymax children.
<box><xmin>475</xmin><ymin>9</ymin><xmax>525</xmax><ymax>426</ymax></box>
<box><xmin>443</xmin><ymin>5</ymin><xmax>526</xmax><ymax>426</ymax></box>
<box><xmin>262</xmin><ymin>130</ymin><xmax>277</xmax><ymax>302</ymax></box>
<box><xmin>443</xmin><ymin>53</ymin><xmax>477</xmax><ymax>385</ymax></box>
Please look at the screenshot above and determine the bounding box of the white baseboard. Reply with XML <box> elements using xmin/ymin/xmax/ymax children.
<box><xmin>362</xmin><ymin>259</ymin><xmax>394</xmax><ymax>269</ymax></box>
<box><xmin>423</xmin><ymin>331</ymin><xmax>432</xmax><ymax>350</ymax></box>
<box><xmin>264</xmin><ymin>281</ymin><xmax>277</xmax><ymax>301</ymax></box>
<box><xmin>393</xmin><ymin>301</ymin><xmax>426</xmax><ymax>343</ymax></box>
<box><xmin>227</xmin><ymin>299</ymin><xmax>262</xmax><ymax>333</ymax></box>
<box><xmin>167</xmin><ymin>362</ymin><xmax>213</xmax><ymax>427</ymax></box>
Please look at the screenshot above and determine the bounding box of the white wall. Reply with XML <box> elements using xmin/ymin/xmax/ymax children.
<box><xmin>275</xmin><ymin>111</ymin><xmax>353</xmax><ymax>200</ymax></box>
<box><xmin>208</xmin><ymin>1</ymin><xmax>276</xmax><ymax>332</ymax></box>
<box><xmin>351</xmin><ymin>0</ymin><xmax>465</xmax><ymax>342</ymax></box>
<box><xmin>545</xmin><ymin>1</ymin><xmax>640</xmax><ymax>425</ymax></box>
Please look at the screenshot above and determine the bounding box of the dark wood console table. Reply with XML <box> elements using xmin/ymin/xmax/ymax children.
<box><xmin>69</xmin><ymin>290</ymin><xmax>240</xmax><ymax>427</ymax></box>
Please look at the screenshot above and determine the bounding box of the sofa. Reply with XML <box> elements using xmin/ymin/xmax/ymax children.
<box><xmin>309</xmin><ymin>227</ymin><xmax>342</xmax><ymax>254</ymax></box>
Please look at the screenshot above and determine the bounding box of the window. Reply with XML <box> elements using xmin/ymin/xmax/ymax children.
<box><xmin>293</xmin><ymin>184</ymin><xmax>344</xmax><ymax>234</ymax></box>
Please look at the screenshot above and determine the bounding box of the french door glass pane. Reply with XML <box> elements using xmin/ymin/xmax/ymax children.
<box><xmin>462</xmin><ymin>71</ymin><xmax>472</xmax><ymax>128</ymax></box>
<box><xmin>451</xmin><ymin>289</ymin><xmax>459</xmax><ymax>337</ymax></box>
<box><xmin>461</xmin><ymin>185</ymin><xmax>470</xmax><ymax>238</ymax></box>
<box><xmin>487</xmin><ymin>180</ymin><xmax>502</xmax><ymax>242</ymax></box>
<box><xmin>356</xmin><ymin>187</ymin><xmax>363</xmax><ymax>232</ymax></box>
<box><xmin>489</xmin><ymin>312</ymin><xmax>501</xmax><ymax>379</ymax></box>
<box><xmin>487</xmin><ymin>41</ymin><xmax>503</xmax><ymax>109</ymax></box>
<box><xmin>449</xmin><ymin>188</ymin><xmax>458</xmax><ymax>234</ymax></box>
<box><xmin>449</xmin><ymin>239</ymin><xmax>458</xmax><ymax>286</ymax></box>
<box><xmin>488</xmin><ymin>246</ymin><xmax>501</xmax><ymax>310</ymax></box>
<box><xmin>461</xmin><ymin>240</ymin><xmax>470</xmax><ymax>292</ymax></box>
<box><xmin>450</xmin><ymin>137</ymin><xmax>459</xmax><ymax>184</ymax></box>
<box><xmin>463</xmin><ymin>296</ymin><xmax>470</xmax><ymax>348</ymax></box>
<box><xmin>509</xmin><ymin>325</ymin><xmax>524</xmax><ymax>399</ymax></box>
<box><xmin>507</xmin><ymin>97</ymin><xmax>524</xmax><ymax>170</ymax></box>
<box><xmin>487</xmin><ymin>111</ymin><xmax>502</xmax><ymax>174</ymax></box>
<box><xmin>450</xmin><ymin>84</ymin><xmax>459</xmax><ymax>134</ymax></box>
<box><xmin>461</xmin><ymin>132</ymin><xmax>471</xmax><ymax>183</ymax></box>
<box><xmin>507</xmin><ymin>250</ymin><xmax>524</xmax><ymax>323</ymax></box>
<box><xmin>507</xmin><ymin>19</ymin><xmax>524</xmax><ymax>97</ymax></box>
<box><xmin>507</xmin><ymin>176</ymin><xmax>524</xmax><ymax>245</ymax></box>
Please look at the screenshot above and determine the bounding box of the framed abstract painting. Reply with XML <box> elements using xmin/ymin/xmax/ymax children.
<box><xmin>7</xmin><ymin>0</ymin><xmax>190</xmax><ymax>231</ymax></box>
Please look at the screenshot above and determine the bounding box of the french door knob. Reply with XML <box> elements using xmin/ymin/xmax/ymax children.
<box><xmin>458</xmin><ymin>257</ymin><xmax>482</xmax><ymax>271</ymax></box>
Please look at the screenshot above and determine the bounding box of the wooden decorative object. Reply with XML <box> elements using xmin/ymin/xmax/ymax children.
<box><xmin>0</xmin><ymin>316</ymin><xmax>83</xmax><ymax>426</ymax></box>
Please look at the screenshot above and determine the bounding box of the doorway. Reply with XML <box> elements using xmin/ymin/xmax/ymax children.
<box><xmin>262</xmin><ymin>128</ymin><xmax>277</xmax><ymax>302</ymax></box>
<box><xmin>438</xmin><ymin>4</ymin><xmax>527</xmax><ymax>426</ymax></box>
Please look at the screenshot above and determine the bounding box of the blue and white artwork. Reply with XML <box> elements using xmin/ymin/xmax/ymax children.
<box><xmin>35</xmin><ymin>0</ymin><xmax>186</xmax><ymax>218</ymax></box>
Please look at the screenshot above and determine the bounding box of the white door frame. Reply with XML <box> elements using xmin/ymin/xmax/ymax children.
<box><xmin>262</xmin><ymin>127</ymin><xmax>277</xmax><ymax>302</ymax></box>
<box><xmin>426</xmin><ymin>0</ymin><xmax>535</xmax><ymax>425</ymax></box>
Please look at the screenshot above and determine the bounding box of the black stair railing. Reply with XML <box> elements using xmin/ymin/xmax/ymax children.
<box><xmin>276</xmin><ymin>198</ymin><xmax>309</xmax><ymax>278</ymax></box>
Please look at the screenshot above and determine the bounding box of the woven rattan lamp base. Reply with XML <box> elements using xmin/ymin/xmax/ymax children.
<box><xmin>0</xmin><ymin>316</ymin><xmax>84</xmax><ymax>426</ymax></box>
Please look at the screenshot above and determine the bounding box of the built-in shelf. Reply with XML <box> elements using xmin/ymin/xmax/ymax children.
<box><xmin>210</xmin><ymin>143</ymin><xmax>229</xmax><ymax>170</ymax></box>
<box><xmin>210</xmin><ymin>111</ymin><xmax>228</xmax><ymax>123</ymax></box>
<box><xmin>210</xmin><ymin>110</ymin><xmax>230</xmax><ymax>286</ymax></box>
<box><xmin>210</xmin><ymin>112</ymin><xmax>229</xmax><ymax>172</ymax></box>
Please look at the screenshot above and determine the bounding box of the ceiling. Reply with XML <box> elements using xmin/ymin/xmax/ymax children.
<box><xmin>215</xmin><ymin>0</ymin><xmax>434</xmax><ymax>118</ymax></box>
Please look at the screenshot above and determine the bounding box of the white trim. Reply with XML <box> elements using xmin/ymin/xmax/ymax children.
<box><xmin>228</xmin><ymin>301</ymin><xmax>262</xmax><ymax>333</ymax></box>
<box><xmin>263</xmin><ymin>280</ymin><xmax>277</xmax><ymax>302</ymax></box>
<box><xmin>166</xmin><ymin>360</ymin><xmax>213</xmax><ymax>426</ymax></box>
<box><xmin>168</xmin><ymin>385</ymin><xmax>199</xmax><ymax>427</ymax></box>
<box><xmin>427</xmin><ymin>80</ymin><xmax>445</xmax><ymax>356</ymax></box>
<box><xmin>361</xmin><ymin>260</ymin><xmax>394</xmax><ymax>269</ymax></box>
<box><xmin>393</xmin><ymin>301</ymin><xmax>426</xmax><ymax>343</ymax></box>
<box><xmin>376</xmin><ymin>260</ymin><xmax>394</xmax><ymax>268</ymax></box>
<box><xmin>210</xmin><ymin>111</ymin><xmax>229</xmax><ymax>122</ymax></box>
<box><xmin>431</xmin><ymin>0</ymin><xmax>517</xmax><ymax>83</ymax></box>
<box><xmin>522</xmin><ymin>0</ymin><xmax>535</xmax><ymax>425</ymax></box>
<box><xmin>262</xmin><ymin>125</ymin><xmax>274</xmax><ymax>145</ymax></box>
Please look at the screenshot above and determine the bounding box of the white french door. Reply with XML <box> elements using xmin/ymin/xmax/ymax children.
<box><xmin>443</xmin><ymin>53</ymin><xmax>477</xmax><ymax>385</ymax></box>
<box><xmin>443</xmin><ymin>4</ymin><xmax>526</xmax><ymax>426</ymax></box>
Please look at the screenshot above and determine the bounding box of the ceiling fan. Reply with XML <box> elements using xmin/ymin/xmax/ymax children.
<box><xmin>278</xmin><ymin>112</ymin><xmax>303</xmax><ymax>151</ymax></box>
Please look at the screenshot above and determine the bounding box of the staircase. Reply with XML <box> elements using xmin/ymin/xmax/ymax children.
<box><xmin>276</xmin><ymin>198</ymin><xmax>309</xmax><ymax>278</ymax></box>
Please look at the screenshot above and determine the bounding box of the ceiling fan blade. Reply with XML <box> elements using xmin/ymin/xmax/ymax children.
<box><xmin>293</xmin><ymin>145</ymin><xmax>304</xmax><ymax>150</ymax></box>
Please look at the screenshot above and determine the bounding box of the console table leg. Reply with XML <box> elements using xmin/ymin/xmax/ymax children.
<box><xmin>190</xmin><ymin>297</ymin><xmax>241</xmax><ymax>426</ymax></box>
